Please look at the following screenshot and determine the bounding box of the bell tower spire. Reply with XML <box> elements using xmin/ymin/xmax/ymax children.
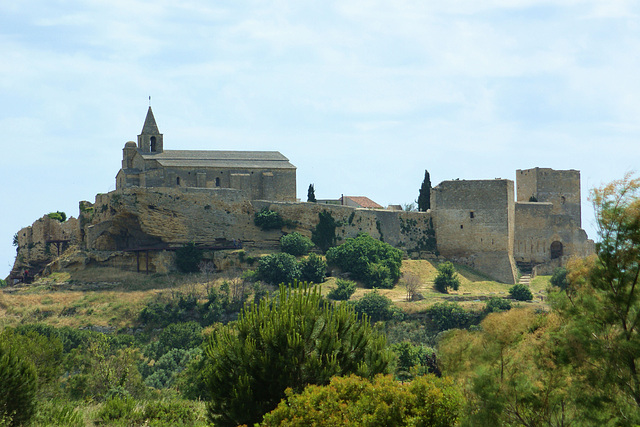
<box><xmin>138</xmin><ymin>106</ymin><xmax>163</xmax><ymax>153</ymax></box>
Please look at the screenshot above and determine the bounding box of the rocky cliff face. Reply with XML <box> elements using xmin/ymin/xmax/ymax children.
<box><xmin>8</xmin><ymin>187</ymin><xmax>436</xmax><ymax>280</ymax></box>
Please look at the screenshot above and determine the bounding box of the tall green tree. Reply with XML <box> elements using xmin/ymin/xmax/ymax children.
<box><xmin>0</xmin><ymin>338</ymin><xmax>38</xmax><ymax>426</ymax></box>
<box><xmin>205</xmin><ymin>282</ymin><xmax>393</xmax><ymax>426</ymax></box>
<box><xmin>307</xmin><ymin>184</ymin><xmax>316</xmax><ymax>202</ymax></box>
<box><xmin>552</xmin><ymin>172</ymin><xmax>640</xmax><ymax>422</ymax></box>
<box><xmin>417</xmin><ymin>170</ymin><xmax>431</xmax><ymax>212</ymax></box>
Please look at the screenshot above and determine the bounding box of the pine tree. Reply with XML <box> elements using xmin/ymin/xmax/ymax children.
<box><xmin>307</xmin><ymin>184</ymin><xmax>316</xmax><ymax>202</ymax></box>
<box><xmin>417</xmin><ymin>170</ymin><xmax>431</xmax><ymax>212</ymax></box>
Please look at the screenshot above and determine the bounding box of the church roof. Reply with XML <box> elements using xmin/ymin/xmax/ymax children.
<box><xmin>141</xmin><ymin>107</ymin><xmax>160</xmax><ymax>135</ymax></box>
<box><xmin>141</xmin><ymin>150</ymin><xmax>296</xmax><ymax>169</ymax></box>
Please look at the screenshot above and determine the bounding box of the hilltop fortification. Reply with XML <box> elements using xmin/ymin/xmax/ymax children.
<box><xmin>7</xmin><ymin>109</ymin><xmax>593</xmax><ymax>284</ymax></box>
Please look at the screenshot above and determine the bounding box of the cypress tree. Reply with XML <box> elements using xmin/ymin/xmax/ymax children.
<box><xmin>307</xmin><ymin>184</ymin><xmax>317</xmax><ymax>202</ymax></box>
<box><xmin>417</xmin><ymin>170</ymin><xmax>431</xmax><ymax>212</ymax></box>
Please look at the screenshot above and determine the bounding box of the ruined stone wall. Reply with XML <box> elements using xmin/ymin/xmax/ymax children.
<box><xmin>8</xmin><ymin>215</ymin><xmax>80</xmax><ymax>281</ymax></box>
<box><xmin>431</xmin><ymin>179</ymin><xmax>517</xmax><ymax>284</ymax></box>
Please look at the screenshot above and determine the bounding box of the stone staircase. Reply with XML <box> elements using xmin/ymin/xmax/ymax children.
<box><xmin>519</xmin><ymin>273</ymin><xmax>531</xmax><ymax>286</ymax></box>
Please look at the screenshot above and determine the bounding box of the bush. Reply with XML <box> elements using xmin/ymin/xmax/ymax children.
<box><xmin>280</xmin><ymin>232</ymin><xmax>314</xmax><ymax>256</ymax></box>
<box><xmin>254</xmin><ymin>208</ymin><xmax>285</xmax><ymax>230</ymax></box>
<box><xmin>509</xmin><ymin>284</ymin><xmax>533</xmax><ymax>301</ymax></box>
<box><xmin>175</xmin><ymin>242</ymin><xmax>203</xmax><ymax>273</ymax></box>
<box><xmin>96</xmin><ymin>395</ymin><xmax>137</xmax><ymax>422</ymax></box>
<box><xmin>391</xmin><ymin>342</ymin><xmax>440</xmax><ymax>380</ymax></box>
<box><xmin>261</xmin><ymin>374</ymin><xmax>462</xmax><ymax>426</ymax></box>
<box><xmin>0</xmin><ymin>340</ymin><xmax>37</xmax><ymax>426</ymax></box>
<box><xmin>352</xmin><ymin>290</ymin><xmax>398</xmax><ymax>323</ymax></box>
<box><xmin>311</xmin><ymin>210</ymin><xmax>338</xmax><ymax>252</ymax></box>
<box><xmin>427</xmin><ymin>302</ymin><xmax>472</xmax><ymax>331</ymax></box>
<box><xmin>328</xmin><ymin>279</ymin><xmax>357</xmax><ymax>301</ymax></box>
<box><xmin>433</xmin><ymin>262</ymin><xmax>460</xmax><ymax>293</ymax></box>
<box><xmin>550</xmin><ymin>267</ymin><xmax>569</xmax><ymax>290</ymax></box>
<box><xmin>46</xmin><ymin>211</ymin><xmax>67</xmax><ymax>222</ymax></box>
<box><xmin>299</xmin><ymin>253</ymin><xmax>327</xmax><ymax>283</ymax></box>
<box><xmin>33</xmin><ymin>400</ymin><xmax>84</xmax><ymax>427</ymax></box>
<box><xmin>257</xmin><ymin>253</ymin><xmax>301</xmax><ymax>285</ymax></box>
<box><xmin>205</xmin><ymin>283</ymin><xmax>392</xmax><ymax>426</ymax></box>
<box><xmin>484</xmin><ymin>297</ymin><xmax>512</xmax><ymax>313</ymax></box>
<box><xmin>145</xmin><ymin>321</ymin><xmax>203</xmax><ymax>361</ymax></box>
<box><xmin>142</xmin><ymin>399</ymin><xmax>197</xmax><ymax>424</ymax></box>
<box><xmin>326</xmin><ymin>233</ymin><xmax>403</xmax><ymax>288</ymax></box>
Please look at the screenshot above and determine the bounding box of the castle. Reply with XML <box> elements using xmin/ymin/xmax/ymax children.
<box><xmin>7</xmin><ymin>109</ymin><xmax>594</xmax><ymax>284</ymax></box>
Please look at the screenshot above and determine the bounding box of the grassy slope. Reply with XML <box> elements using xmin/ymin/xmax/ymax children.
<box><xmin>0</xmin><ymin>259</ymin><xmax>552</xmax><ymax>329</ymax></box>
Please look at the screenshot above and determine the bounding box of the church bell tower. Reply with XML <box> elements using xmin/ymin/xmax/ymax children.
<box><xmin>138</xmin><ymin>107</ymin><xmax>163</xmax><ymax>153</ymax></box>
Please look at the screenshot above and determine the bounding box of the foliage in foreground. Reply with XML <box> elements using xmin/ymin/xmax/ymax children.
<box><xmin>0</xmin><ymin>338</ymin><xmax>37</xmax><ymax>426</ymax></box>
<box><xmin>205</xmin><ymin>282</ymin><xmax>393</xmax><ymax>426</ymax></box>
<box><xmin>261</xmin><ymin>374</ymin><xmax>463</xmax><ymax>427</ymax></box>
<box><xmin>326</xmin><ymin>233</ymin><xmax>403</xmax><ymax>288</ymax></box>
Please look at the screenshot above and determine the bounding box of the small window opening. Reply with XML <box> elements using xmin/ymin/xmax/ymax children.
<box><xmin>561</xmin><ymin>196</ymin><xmax>566</xmax><ymax>205</ymax></box>
<box><xmin>150</xmin><ymin>136</ymin><xmax>156</xmax><ymax>152</ymax></box>
<box><xmin>176</xmin><ymin>177</ymin><xmax>180</xmax><ymax>186</ymax></box>
<box><xmin>470</xmin><ymin>212</ymin><xmax>474</xmax><ymax>219</ymax></box>
<box><xmin>215</xmin><ymin>177</ymin><xmax>220</xmax><ymax>187</ymax></box>
<box><xmin>460</xmin><ymin>225</ymin><xmax>463</xmax><ymax>229</ymax></box>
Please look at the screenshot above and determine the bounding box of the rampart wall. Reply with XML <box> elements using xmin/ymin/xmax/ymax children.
<box><xmin>431</xmin><ymin>179</ymin><xmax>518</xmax><ymax>284</ymax></box>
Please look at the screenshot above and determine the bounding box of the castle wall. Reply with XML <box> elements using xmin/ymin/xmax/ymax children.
<box><xmin>514</xmin><ymin>201</ymin><xmax>594</xmax><ymax>265</ymax></box>
<box><xmin>431</xmin><ymin>179</ymin><xmax>518</xmax><ymax>284</ymax></box>
<box><xmin>516</xmin><ymin>168</ymin><xmax>581</xmax><ymax>226</ymax></box>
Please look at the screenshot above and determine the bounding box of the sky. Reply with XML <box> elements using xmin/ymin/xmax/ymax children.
<box><xmin>2</xmin><ymin>0</ymin><xmax>639</xmax><ymax>279</ymax></box>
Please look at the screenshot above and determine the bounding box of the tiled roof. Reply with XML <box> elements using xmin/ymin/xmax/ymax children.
<box><xmin>343</xmin><ymin>196</ymin><xmax>383</xmax><ymax>209</ymax></box>
<box><xmin>141</xmin><ymin>150</ymin><xmax>296</xmax><ymax>169</ymax></box>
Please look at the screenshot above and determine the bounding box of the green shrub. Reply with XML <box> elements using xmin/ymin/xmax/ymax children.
<box><xmin>257</xmin><ymin>253</ymin><xmax>301</xmax><ymax>285</ymax></box>
<box><xmin>326</xmin><ymin>233</ymin><xmax>402</xmax><ymax>288</ymax></box>
<box><xmin>205</xmin><ymin>283</ymin><xmax>392</xmax><ymax>426</ymax></box>
<box><xmin>352</xmin><ymin>290</ymin><xmax>398</xmax><ymax>323</ymax></box>
<box><xmin>328</xmin><ymin>279</ymin><xmax>357</xmax><ymax>301</ymax></box>
<box><xmin>311</xmin><ymin>210</ymin><xmax>338</xmax><ymax>252</ymax></box>
<box><xmin>390</xmin><ymin>342</ymin><xmax>440</xmax><ymax>380</ymax></box>
<box><xmin>280</xmin><ymin>232</ymin><xmax>314</xmax><ymax>256</ymax></box>
<box><xmin>433</xmin><ymin>262</ymin><xmax>460</xmax><ymax>293</ymax></box>
<box><xmin>427</xmin><ymin>302</ymin><xmax>471</xmax><ymax>331</ymax></box>
<box><xmin>254</xmin><ymin>208</ymin><xmax>285</xmax><ymax>230</ymax></box>
<box><xmin>46</xmin><ymin>211</ymin><xmax>67</xmax><ymax>222</ymax></box>
<box><xmin>509</xmin><ymin>284</ymin><xmax>533</xmax><ymax>301</ymax></box>
<box><xmin>0</xmin><ymin>279</ymin><xmax>6</xmax><ymax>288</ymax></box>
<box><xmin>175</xmin><ymin>242</ymin><xmax>203</xmax><ymax>273</ymax></box>
<box><xmin>97</xmin><ymin>395</ymin><xmax>137</xmax><ymax>422</ymax></box>
<box><xmin>33</xmin><ymin>400</ymin><xmax>84</xmax><ymax>427</ymax></box>
<box><xmin>484</xmin><ymin>297</ymin><xmax>512</xmax><ymax>313</ymax></box>
<box><xmin>550</xmin><ymin>267</ymin><xmax>569</xmax><ymax>290</ymax></box>
<box><xmin>0</xmin><ymin>340</ymin><xmax>37</xmax><ymax>426</ymax></box>
<box><xmin>299</xmin><ymin>253</ymin><xmax>327</xmax><ymax>283</ymax></box>
<box><xmin>261</xmin><ymin>374</ymin><xmax>462</xmax><ymax>426</ymax></box>
<box><xmin>142</xmin><ymin>399</ymin><xmax>196</xmax><ymax>424</ymax></box>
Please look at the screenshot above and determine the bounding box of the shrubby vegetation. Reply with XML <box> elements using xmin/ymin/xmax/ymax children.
<box><xmin>254</xmin><ymin>208</ymin><xmax>285</xmax><ymax>230</ymax></box>
<box><xmin>433</xmin><ymin>261</ymin><xmax>459</xmax><ymax>293</ymax></box>
<box><xmin>205</xmin><ymin>283</ymin><xmax>392</xmax><ymax>426</ymax></box>
<box><xmin>299</xmin><ymin>253</ymin><xmax>327</xmax><ymax>283</ymax></box>
<box><xmin>175</xmin><ymin>242</ymin><xmax>203</xmax><ymax>273</ymax></box>
<box><xmin>261</xmin><ymin>374</ymin><xmax>462</xmax><ymax>426</ymax></box>
<box><xmin>509</xmin><ymin>283</ymin><xmax>533</xmax><ymax>301</ymax></box>
<box><xmin>47</xmin><ymin>211</ymin><xmax>67</xmax><ymax>222</ymax></box>
<box><xmin>550</xmin><ymin>266</ymin><xmax>569</xmax><ymax>290</ymax></box>
<box><xmin>280</xmin><ymin>232</ymin><xmax>314</xmax><ymax>255</ymax></box>
<box><xmin>326</xmin><ymin>233</ymin><xmax>402</xmax><ymax>288</ymax></box>
<box><xmin>426</xmin><ymin>302</ymin><xmax>473</xmax><ymax>332</ymax></box>
<box><xmin>351</xmin><ymin>289</ymin><xmax>399</xmax><ymax>323</ymax></box>
<box><xmin>484</xmin><ymin>297</ymin><xmax>512</xmax><ymax>313</ymax></box>
<box><xmin>327</xmin><ymin>278</ymin><xmax>357</xmax><ymax>300</ymax></box>
<box><xmin>257</xmin><ymin>252</ymin><xmax>301</xmax><ymax>285</ymax></box>
<box><xmin>0</xmin><ymin>337</ymin><xmax>37</xmax><ymax>426</ymax></box>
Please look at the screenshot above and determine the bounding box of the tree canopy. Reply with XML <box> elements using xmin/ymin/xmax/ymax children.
<box><xmin>205</xmin><ymin>282</ymin><xmax>393</xmax><ymax>426</ymax></box>
<box><xmin>417</xmin><ymin>170</ymin><xmax>431</xmax><ymax>212</ymax></box>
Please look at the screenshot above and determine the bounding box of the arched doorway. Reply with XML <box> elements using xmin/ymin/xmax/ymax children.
<box><xmin>550</xmin><ymin>241</ymin><xmax>563</xmax><ymax>259</ymax></box>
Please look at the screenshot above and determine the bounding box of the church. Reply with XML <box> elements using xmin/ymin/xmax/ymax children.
<box><xmin>116</xmin><ymin>107</ymin><xmax>297</xmax><ymax>202</ymax></box>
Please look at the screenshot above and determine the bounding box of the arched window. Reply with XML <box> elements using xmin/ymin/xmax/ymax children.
<box><xmin>550</xmin><ymin>241</ymin><xmax>563</xmax><ymax>259</ymax></box>
<box><xmin>150</xmin><ymin>136</ymin><xmax>156</xmax><ymax>152</ymax></box>
<box><xmin>215</xmin><ymin>177</ymin><xmax>220</xmax><ymax>187</ymax></box>
<box><xmin>176</xmin><ymin>176</ymin><xmax>180</xmax><ymax>186</ymax></box>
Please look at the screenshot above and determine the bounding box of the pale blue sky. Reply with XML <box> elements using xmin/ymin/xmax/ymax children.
<box><xmin>2</xmin><ymin>1</ymin><xmax>639</xmax><ymax>278</ymax></box>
